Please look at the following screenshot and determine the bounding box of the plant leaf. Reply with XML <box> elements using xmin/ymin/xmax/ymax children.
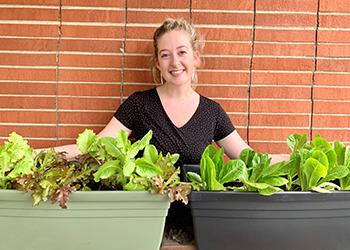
<box><xmin>93</xmin><ymin>160</ymin><xmax>121</xmax><ymax>182</ymax></box>
<box><xmin>218</xmin><ymin>159</ymin><xmax>245</xmax><ymax>184</ymax></box>
<box><xmin>135</xmin><ymin>158</ymin><xmax>163</xmax><ymax>178</ymax></box>
<box><xmin>76</xmin><ymin>129</ymin><xmax>98</xmax><ymax>154</ymax></box>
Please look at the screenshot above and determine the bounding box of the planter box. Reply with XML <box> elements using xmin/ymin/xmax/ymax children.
<box><xmin>0</xmin><ymin>190</ymin><xmax>170</xmax><ymax>250</ymax></box>
<box><xmin>190</xmin><ymin>191</ymin><xmax>350</xmax><ymax>250</ymax></box>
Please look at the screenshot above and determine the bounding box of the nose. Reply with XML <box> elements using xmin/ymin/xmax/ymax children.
<box><xmin>170</xmin><ymin>54</ymin><xmax>180</xmax><ymax>65</ymax></box>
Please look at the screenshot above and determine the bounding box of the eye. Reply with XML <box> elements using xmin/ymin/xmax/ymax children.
<box><xmin>160</xmin><ymin>53</ymin><xmax>170</xmax><ymax>59</ymax></box>
<box><xmin>179</xmin><ymin>50</ymin><xmax>187</xmax><ymax>56</ymax></box>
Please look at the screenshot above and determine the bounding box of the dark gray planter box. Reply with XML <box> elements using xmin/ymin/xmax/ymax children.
<box><xmin>190</xmin><ymin>191</ymin><xmax>350</xmax><ymax>250</ymax></box>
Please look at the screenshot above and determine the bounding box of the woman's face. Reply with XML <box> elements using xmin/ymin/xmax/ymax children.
<box><xmin>156</xmin><ymin>30</ymin><xmax>200</xmax><ymax>86</ymax></box>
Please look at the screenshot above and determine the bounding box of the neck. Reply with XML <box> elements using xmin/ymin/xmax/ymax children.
<box><xmin>158</xmin><ymin>83</ymin><xmax>196</xmax><ymax>100</ymax></box>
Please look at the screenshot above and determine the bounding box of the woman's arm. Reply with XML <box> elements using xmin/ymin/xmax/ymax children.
<box><xmin>216</xmin><ymin>130</ymin><xmax>289</xmax><ymax>164</ymax></box>
<box><xmin>216</xmin><ymin>130</ymin><xmax>251</xmax><ymax>160</ymax></box>
<box><xmin>37</xmin><ymin>117</ymin><xmax>131</xmax><ymax>159</ymax></box>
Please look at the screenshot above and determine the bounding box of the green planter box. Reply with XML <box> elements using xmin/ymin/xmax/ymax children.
<box><xmin>0</xmin><ymin>190</ymin><xmax>170</xmax><ymax>250</ymax></box>
<box><xmin>190</xmin><ymin>191</ymin><xmax>350</xmax><ymax>250</ymax></box>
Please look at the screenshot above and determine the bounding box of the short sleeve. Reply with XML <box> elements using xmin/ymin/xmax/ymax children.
<box><xmin>213</xmin><ymin>104</ymin><xmax>235</xmax><ymax>141</ymax></box>
<box><xmin>114</xmin><ymin>93</ymin><xmax>138</xmax><ymax>130</ymax></box>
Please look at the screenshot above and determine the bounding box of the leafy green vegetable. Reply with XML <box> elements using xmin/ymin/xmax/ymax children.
<box><xmin>0</xmin><ymin>132</ymin><xmax>35</xmax><ymax>188</ymax></box>
<box><xmin>187</xmin><ymin>145</ymin><xmax>287</xmax><ymax>195</ymax></box>
<box><xmin>287</xmin><ymin>134</ymin><xmax>349</xmax><ymax>192</ymax></box>
<box><xmin>0</xmin><ymin>129</ymin><xmax>191</xmax><ymax>208</ymax></box>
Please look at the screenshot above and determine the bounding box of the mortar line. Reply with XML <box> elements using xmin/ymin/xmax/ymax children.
<box><xmin>120</xmin><ymin>0</ymin><xmax>128</xmax><ymax>104</ymax></box>
<box><xmin>55</xmin><ymin>0</ymin><xmax>62</xmax><ymax>145</ymax></box>
<box><xmin>310</xmin><ymin>0</ymin><xmax>321</xmax><ymax>140</ymax></box>
<box><xmin>247</xmin><ymin>0</ymin><xmax>257</xmax><ymax>145</ymax></box>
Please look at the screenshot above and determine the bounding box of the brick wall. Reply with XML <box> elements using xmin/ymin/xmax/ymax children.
<box><xmin>0</xmin><ymin>0</ymin><xmax>349</xmax><ymax>154</ymax></box>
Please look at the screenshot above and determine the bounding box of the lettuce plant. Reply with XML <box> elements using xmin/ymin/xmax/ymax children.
<box><xmin>188</xmin><ymin>134</ymin><xmax>350</xmax><ymax>195</ymax></box>
<box><xmin>0</xmin><ymin>129</ymin><xmax>191</xmax><ymax>208</ymax></box>
<box><xmin>287</xmin><ymin>134</ymin><xmax>349</xmax><ymax>192</ymax></box>
<box><xmin>187</xmin><ymin>145</ymin><xmax>289</xmax><ymax>195</ymax></box>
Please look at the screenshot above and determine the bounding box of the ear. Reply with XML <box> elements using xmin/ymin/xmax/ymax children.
<box><xmin>193</xmin><ymin>50</ymin><xmax>201</xmax><ymax>67</ymax></box>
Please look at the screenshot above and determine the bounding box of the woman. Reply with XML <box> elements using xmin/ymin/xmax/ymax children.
<box><xmin>49</xmin><ymin>18</ymin><xmax>286</xmax><ymax>243</ymax></box>
<box><xmin>54</xmin><ymin>18</ymin><xmax>282</xmax><ymax>165</ymax></box>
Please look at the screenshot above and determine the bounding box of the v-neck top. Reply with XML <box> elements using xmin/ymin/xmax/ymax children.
<box><xmin>115</xmin><ymin>88</ymin><xmax>235</xmax><ymax>166</ymax></box>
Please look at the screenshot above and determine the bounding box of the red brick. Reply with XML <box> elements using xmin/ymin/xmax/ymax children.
<box><xmin>313</xmin><ymin>114</ymin><xmax>350</xmax><ymax>128</ymax></box>
<box><xmin>254</xmin><ymin>43</ymin><xmax>315</xmax><ymax>57</ymax></box>
<box><xmin>127</xmin><ymin>11</ymin><xmax>190</xmax><ymax>24</ymax></box>
<box><xmin>319</xmin><ymin>15</ymin><xmax>350</xmax><ymax>29</ymax></box>
<box><xmin>317</xmin><ymin>59</ymin><xmax>350</xmax><ymax>72</ymax></box>
<box><xmin>0</xmin><ymin>24</ymin><xmax>58</xmax><ymax>37</ymax></box>
<box><xmin>58</xmin><ymin>111</ymin><xmax>115</xmax><ymax>124</ymax></box>
<box><xmin>62</xmin><ymin>9</ymin><xmax>124</xmax><ymax>23</ymax></box>
<box><xmin>59</xmin><ymin>54</ymin><xmax>121</xmax><ymax>68</ymax></box>
<box><xmin>62</xmin><ymin>0</ymin><xmax>124</xmax><ymax>7</ymax></box>
<box><xmin>58</xmin><ymin>97</ymin><xmax>119</xmax><ymax>110</ymax></box>
<box><xmin>0</xmin><ymin>53</ymin><xmax>56</xmax><ymax>66</ymax></box>
<box><xmin>256</xmin><ymin>0</ymin><xmax>318</xmax><ymax>12</ymax></box>
<box><xmin>203</xmin><ymin>57</ymin><xmax>250</xmax><ymax>70</ymax></box>
<box><xmin>255</xmin><ymin>29</ymin><xmax>316</xmax><ymax>42</ymax></box>
<box><xmin>0</xmin><ymin>125</ymin><xmax>56</xmax><ymax>138</ymax></box>
<box><xmin>314</xmin><ymin>72</ymin><xmax>350</xmax><ymax>86</ymax></box>
<box><xmin>59</xmin><ymin>69</ymin><xmax>121</xmax><ymax>82</ymax></box>
<box><xmin>318</xmin><ymin>30</ymin><xmax>350</xmax><ymax>43</ymax></box>
<box><xmin>215</xmin><ymin>99</ymin><xmax>248</xmax><ymax>113</ymax></box>
<box><xmin>192</xmin><ymin>0</ymin><xmax>253</xmax><ymax>10</ymax></box>
<box><xmin>228</xmin><ymin>113</ymin><xmax>248</xmax><ymax>127</ymax></box>
<box><xmin>313</xmin><ymin>100</ymin><xmax>350</xmax><ymax>114</ymax></box>
<box><xmin>126</xmin><ymin>26</ymin><xmax>154</xmax><ymax>39</ymax></box>
<box><xmin>124</xmin><ymin>55</ymin><xmax>152</xmax><ymax>69</ymax></box>
<box><xmin>128</xmin><ymin>0</ymin><xmax>188</xmax><ymax>8</ymax></box>
<box><xmin>197</xmin><ymin>71</ymin><xmax>250</xmax><ymax>84</ymax></box>
<box><xmin>123</xmin><ymin>70</ymin><xmax>153</xmax><ymax>83</ymax></box>
<box><xmin>249</xmin><ymin>141</ymin><xmax>291</xmax><ymax>154</ymax></box>
<box><xmin>250</xmin><ymin>100</ymin><xmax>311</xmax><ymax>113</ymax></box>
<box><xmin>252</xmin><ymin>57</ymin><xmax>314</xmax><ymax>71</ymax></box>
<box><xmin>27</xmin><ymin>140</ymin><xmax>57</xmax><ymax>148</ymax></box>
<box><xmin>58</xmin><ymin>83</ymin><xmax>120</xmax><ymax>96</ymax></box>
<box><xmin>192</xmin><ymin>12</ymin><xmax>253</xmax><ymax>26</ymax></box>
<box><xmin>250</xmin><ymin>114</ymin><xmax>310</xmax><ymax>127</ymax></box>
<box><xmin>250</xmin><ymin>86</ymin><xmax>311</xmax><ymax>99</ymax></box>
<box><xmin>311</xmin><ymin>129</ymin><xmax>350</xmax><ymax>142</ymax></box>
<box><xmin>0</xmin><ymin>68</ymin><xmax>56</xmax><ymax>81</ymax></box>
<box><xmin>0</xmin><ymin>8</ymin><xmax>58</xmax><ymax>21</ymax></box>
<box><xmin>255</xmin><ymin>13</ymin><xmax>317</xmax><ymax>27</ymax></box>
<box><xmin>313</xmin><ymin>87</ymin><xmax>350</xmax><ymax>100</ymax></box>
<box><xmin>0</xmin><ymin>111</ymin><xmax>56</xmax><ymax>123</ymax></box>
<box><xmin>0</xmin><ymin>96</ymin><xmax>55</xmax><ymax>109</ymax></box>
<box><xmin>252</xmin><ymin>72</ymin><xmax>312</xmax><ymax>85</ymax></box>
<box><xmin>204</xmin><ymin>42</ymin><xmax>251</xmax><ymax>55</ymax></box>
<box><xmin>61</xmin><ymin>39</ymin><xmax>122</xmax><ymax>53</ymax></box>
<box><xmin>0</xmin><ymin>82</ymin><xmax>55</xmax><ymax>95</ymax></box>
<box><xmin>320</xmin><ymin>0</ymin><xmax>350</xmax><ymax>12</ymax></box>
<box><xmin>58</xmin><ymin>125</ymin><xmax>104</xmax><ymax>138</ymax></box>
<box><xmin>0</xmin><ymin>38</ymin><xmax>56</xmax><ymax>51</ymax></box>
<box><xmin>197</xmin><ymin>27</ymin><xmax>252</xmax><ymax>41</ymax></box>
<box><xmin>196</xmin><ymin>85</ymin><xmax>248</xmax><ymax>99</ymax></box>
<box><xmin>124</xmin><ymin>40</ymin><xmax>153</xmax><ymax>54</ymax></box>
<box><xmin>0</xmin><ymin>0</ymin><xmax>57</xmax><ymax>5</ymax></box>
<box><xmin>61</xmin><ymin>25</ymin><xmax>123</xmax><ymax>39</ymax></box>
<box><xmin>249</xmin><ymin>128</ymin><xmax>310</xmax><ymax>141</ymax></box>
<box><xmin>318</xmin><ymin>44</ymin><xmax>350</xmax><ymax>57</ymax></box>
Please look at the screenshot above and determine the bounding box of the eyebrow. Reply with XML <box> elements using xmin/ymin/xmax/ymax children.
<box><xmin>159</xmin><ymin>45</ymin><xmax>189</xmax><ymax>53</ymax></box>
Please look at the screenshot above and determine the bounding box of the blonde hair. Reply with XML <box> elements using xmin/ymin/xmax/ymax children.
<box><xmin>150</xmin><ymin>18</ymin><xmax>204</xmax><ymax>84</ymax></box>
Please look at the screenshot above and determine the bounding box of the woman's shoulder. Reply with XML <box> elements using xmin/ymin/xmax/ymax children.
<box><xmin>199</xmin><ymin>94</ymin><xmax>221</xmax><ymax>109</ymax></box>
<box><xmin>127</xmin><ymin>87</ymin><xmax>157</xmax><ymax>100</ymax></box>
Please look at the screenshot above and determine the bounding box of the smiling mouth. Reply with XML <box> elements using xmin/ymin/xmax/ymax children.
<box><xmin>169</xmin><ymin>69</ymin><xmax>185</xmax><ymax>76</ymax></box>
